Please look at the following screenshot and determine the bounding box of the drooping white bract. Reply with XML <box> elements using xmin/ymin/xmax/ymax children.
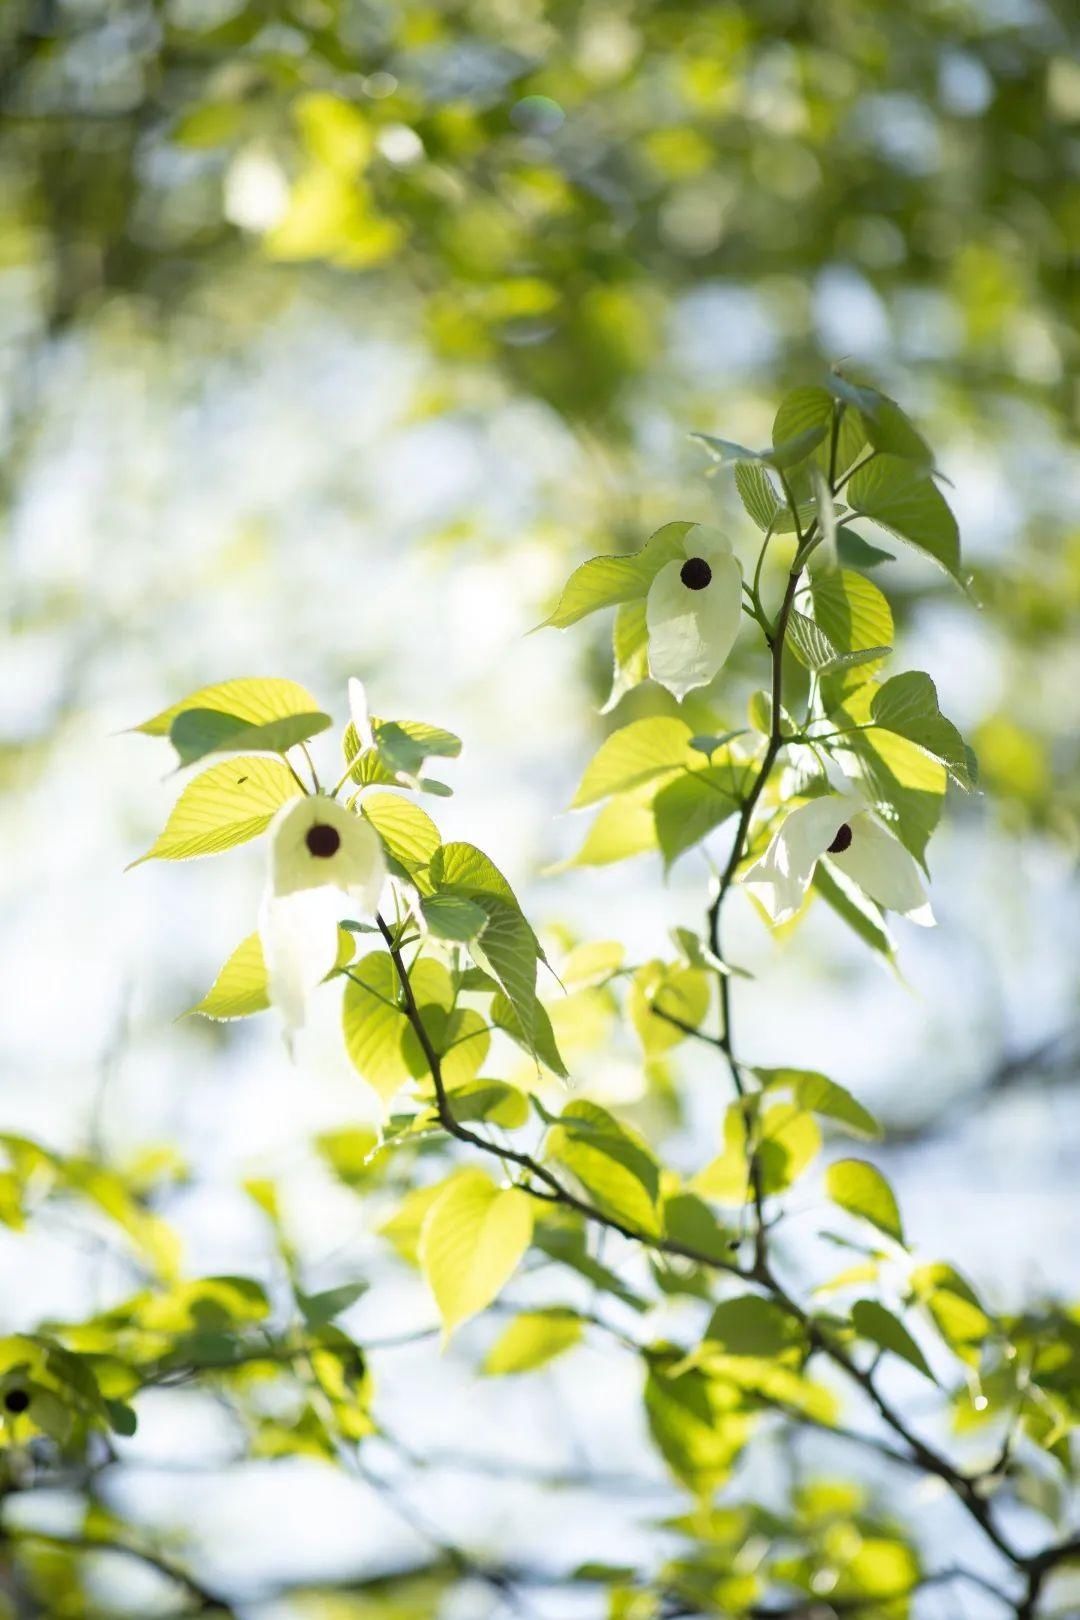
<box><xmin>646</xmin><ymin>526</ymin><xmax>743</xmax><ymax>700</ymax></box>
<box><xmin>740</xmin><ymin>792</ymin><xmax>933</xmax><ymax>927</ymax></box>
<box><xmin>260</xmin><ymin>795</ymin><xmax>386</xmax><ymax>1032</ymax></box>
<box><xmin>348</xmin><ymin>676</ymin><xmax>374</xmax><ymax>753</ymax></box>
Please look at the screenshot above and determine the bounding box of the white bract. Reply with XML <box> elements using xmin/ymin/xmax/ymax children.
<box><xmin>646</xmin><ymin>526</ymin><xmax>743</xmax><ymax>700</ymax></box>
<box><xmin>260</xmin><ymin>795</ymin><xmax>386</xmax><ymax>1032</ymax></box>
<box><xmin>740</xmin><ymin>793</ymin><xmax>933</xmax><ymax>927</ymax></box>
<box><xmin>348</xmin><ymin>677</ymin><xmax>374</xmax><ymax>752</ymax></box>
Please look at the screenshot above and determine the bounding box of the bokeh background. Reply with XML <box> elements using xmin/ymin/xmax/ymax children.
<box><xmin>1</xmin><ymin>0</ymin><xmax>1079</xmax><ymax>1614</ymax></box>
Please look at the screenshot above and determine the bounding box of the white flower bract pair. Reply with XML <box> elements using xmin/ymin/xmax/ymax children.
<box><xmin>259</xmin><ymin>794</ymin><xmax>386</xmax><ymax>1034</ymax></box>
<box><xmin>741</xmin><ymin>792</ymin><xmax>933</xmax><ymax>927</ymax></box>
<box><xmin>646</xmin><ymin>527</ymin><xmax>743</xmax><ymax>701</ymax></box>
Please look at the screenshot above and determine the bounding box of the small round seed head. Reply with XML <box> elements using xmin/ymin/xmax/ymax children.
<box><xmin>827</xmin><ymin>822</ymin><xmax>853</xmax><ymax>855</ymax></box>
<box><xmin>305</xmin><ymin>824</ymin><xmax>342</xmax><ymax>859</ymax></box>
<box><xmin>679</xmin><ymin>556</ymin><xmax>713</xmax><ymax>591</ymax></box>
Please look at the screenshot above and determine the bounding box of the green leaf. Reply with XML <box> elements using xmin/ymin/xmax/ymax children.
<box><xmin>786</xmin><ymin>610</ymin><xmax>890</xmax><ymax>676</ymax></box>
<box><xmin>662</xmin><ymin>1192</ymin><xmax>735</xmax><ymax>1264</ymax></box>
<box><xmin>756</xmin><ymin>1069</ymin><xmax>882</xmax><ymax>1140</ymax></box>
<box><xmin>531</xmin><ymin>1220</ymin><xmax>649</xmax><ymax>1312</ymax></box>
<box><xmin>104</xmin><ymin>1399</ymin><xmax>138</xmax><ymax>1437</ymax></box>
<box><xmin>169</xmin><ymin>708</ymin><xmax>331</xmax><ymax>767</ymax></box>
<box><xmin>772</xmin><ymin>386</ymin><xmax>834</xmax><ymax>464</ymax></box>
<box><xmin>828</xmin><ymin>682</ymin><xmax>948</xmax><ymax>865</ymax></box>
<box><xmin>630</xmin><ymin>961</ymin><xmax>711</xmax><ymax>1055</ymax></box>
<box><xmin>851</xmin><ymin>1299</ymin><xmax>934</xmax><ymax>1380</ymax></box>
<box><xmin>298</xmin><ymin>1282</ymin><xmax>367</xmax><ymax>1327</ymax></box>
<box><xmin>539</xmin><ymin>522</ymin><xmax>694</xmax><ymax>629</ymax></box>
<box><xmin>344</xmin><ymin>716</ymin><xmax>461</xmax><ymax>787</ymax></box>
<box><xmin>360</xmin><ymin>792</ymin><xmax>441</xmax><ymax>874</ymax></box>
<box><xmin>189</xmin><ymin>932</ymin><xmax>269</xmax><ymax>1020</ymax></box>
<box><xmin>733</xmin><ymin>461</ymin><xmax>780</xmax><ymax>533</ymax></box>
<box><xmin>483</xmin><ymin>1308</ymin><xmax>583</xmax><ymax>1375</ymax></box>
<box><xmin>443</xmin><ymin>1079</ymin><xmax>529</xmax><ymax>1129</ymax></box>
<box><xmin>547</xmin><ymin>1100</ymin><xmax>661</xmax><ymax>1235</ymax></box>
<box><xmin>705</xmin><ymin>1295</ymin><xmax>805</xmax><ymax>1358</ymax></box>
<box><xmin>572</xmin><ymin>716</ymin><xmax>695</xmax><ymax>808</ymax></box>
<box><xmin>374</xmin><ymin>717</ymin><xmax>461</xmax><ymax>777</ymax></box>
<box><xmin>603</xmin><ymin>599</ymin><xmax>650</xmax><ymax>712</ymax></box>
<box><xmin>418</xmin><ymin>1168</ymin><xmax>534</xmax><ymax>1338</ymax></box>
<box><xmin>695</xmin><ymin>422</ymin><xmax>826</xmax><ymax>471</ymax></box>
<box><xmin>837</xmin><ymin>529</ymin><xmax>895</xmax><ymax>569</ymax></box>
<box><xmin>428</xmin><ymin>843</ymin><xmax>553</xmax><ymax>1065</ymax></box>
<box><xmin>555</xmin><ymin>782</ymin><xmax>661</xmax><ymax>869</ymax></box>
<box><xmin>827</xmin><ymin>374</ymin><xmax>934</xmax><ymax>467</ymax></box>
<box><xmin>644</xmin><ymin>1356</ymin><xmax>749</xmax><ymax>1495</ymax></box>
<box><xmin>132</xmin><ymin>677</ymin><xmax>322</xmax><ymax>737</ymax></box>
<box><xmin>812</xmin><ymin>861</ymin><xmax>896</xmax><ymax>961</ymax></box>
<box><xmin>826</xmin><ymin>1159</ymin><xmax>905</xmax><ymax>1245</ymax></box>
<box><xmin>848</xmin><ymin>456</ymin><xmax>961</xmax><ymax>580</ymax></box>
<box><xmin>910</xmin><ymin>1263</ymin><xmax>992</xmax><ymax>1360</ymax></box>
<box><xmin>653</xmin><ymin>764</ymin><xmax>743</xmax><ymax>866</ymax></box>
<box><xmin>810</xmin><ymin>569</ymin><xmax>894</xmax><ymax>665</ymax></box>
<box><xmin>870</xmin><ymin>672</ymin><xmax>975</xmax><ymax>789</ymax></box>
<box><xmin>342</xmin><ymin>952</ymin><xmax>412</xmax><ymax>1104</ymax></box>
<box><xmin>404</xmin><ymin>1004</ymin><xmax>490</xmax><ymax>1087</ymax></box>
<box><xmin>421</xmin><ymin>893</ymin><xmax>487</xmax><ymax>941</ymax></box>
<box><xmin>491</xmin><ymin>992</ymin><xmax>568</xmax><ymax>1080</ymax></box>
<box><xmin>130</xmin><ymin>756</ymin><xmax>300</xmax><ymax>864</ymax></box>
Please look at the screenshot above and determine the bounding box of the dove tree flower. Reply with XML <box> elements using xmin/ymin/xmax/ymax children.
<box><xmin>740</xmin><ymin>792</ymin><xmax>933</xmax><ymax>926</ymax></box>
<box><xmin>538</xmin><ymin>520</ymin><xmax>744</xmax><ymax>705</ymax></box>
<box><xmin>645</xmin><ymin>529</ymin><xmax>744</xmax><ymax>700</ymax></box>
<box><xmin>260</xmin><ymin>794</ymin><xmax>386</xmax><ymax>1032</ymax></box>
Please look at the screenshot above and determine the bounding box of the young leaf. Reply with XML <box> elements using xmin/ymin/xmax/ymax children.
<box><xmin>827</xmin><ymin>374</ymin><xmax>934</xmax><ymax>467</ymax></box>
<box><xmin>826</xmin><ymin>1159</ymin><xmax>905</xmax><ymax>1245</ymax></box>
<box><xmin>653</xmin><ymin>765</ymin><xmax>743</xmax><ymax>866</ymax></box>
<box><xmin>421</xmin><ymin>893</ymin><xmax>487</xmax><ymax>941</ymax></box>
<box><xmin>734</xmin><ymin>460</ymin><xmax>780</xmax><ymax>533</ymax></box>
<box><xmin>132</xmin><ymin>677</ymin><xmax>322</xmax><ymax>737</ymax></box>
<box><xmin>851</xmin><ymin>1299</ymin><xmax>935</xmax><ymax>1380</ymax></box>
<box><xmin>547</xmin><ymin>1100</ymin><xmax>661</xmax><ymax>1235</ymax></box>
<box><xmin>418</xmin><ymin>1168</ymin><xmax>534</xmax><ymax>1338</ymax></box>
<box><xmin>169</xmin><ymin>709</ymin><xmax>331</xmax><ymax>768</ymax></box>
<box><xmin>706</xmin><ymin>1295</ymin><xmax>805</xmax><ymax>1358</ymax></box>
<box><xmin>602</xmin><ymin>599</ymin><xmax>649</xmax><ymax>713</ymax></box>
<box><xmin>786</xmin><ymin>608</ymin><xmax>891</xmax><ymax>676</ymax></box>
<box><xmin>189</xmin><ymin>932</ymin><xmax>269</xmax><ymax>1019</ymax></box>
<box><xmin>342</xmin><ymin>952</ymin><xmax>412</xmax><ymax>1103</ymax></box>
<box><xmin>756</xmin><ymin>1069</ymin><xmax>881</xmax><ymax>1140</ymax></box>
<box><xmin>810</xmin><ymin>570</ymin><xmax>894</xmax><ymax>663</ymax></box>
<box><xmin>360</xmin><ymin>792</ymin><xmax>441</xmax><ymax>874</ymax></box>
<box><xmin>539</xmin><ymin>522</ymin><xmax>694</xmax><ymax>629</ymax></box>
<box><xmin>571</xmin><ymin>716</ymin><xmax>695</xmax><ymax>808</ymax></box>
<box><xmin>837</xmin><ymin>529</ymin><xmax>895</xmax><ymax>569</ymax></box>
<box><xmin>483</xmin><ymin>1308</ymin><xmax>583</xmax><ymax>1376</ymax></box>
<box><xmin>870</xmin><ymin>672</ymin><xmax>975</xmax><ymax>789</ymax></box>
<box><xmin>554</xmin><ymin>783</ymin><xmax>661</xmax><ymax>870</ymax></box>
<box><xmin>130</xmin><ymin>757</ymin><xmax>300</xmax><ymax>864</ymax></box>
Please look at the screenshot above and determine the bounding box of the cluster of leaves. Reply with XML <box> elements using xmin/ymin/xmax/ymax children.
<box><xmin>1</xmin><ymin>381</ymin><xmax>1077</xmax><ymax>1620</ymax></box>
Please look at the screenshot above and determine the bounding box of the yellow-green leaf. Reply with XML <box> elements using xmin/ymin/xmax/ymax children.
<box><xmin>483</xmin><ymin>1308</ymin><xmax>582</xmax><ymax>1376</ymax></box>
<box><xmin>131</xmin><ymin>757</ymin><xmax>300</xmax><ymax>863</ymax></box>
<box><xmin>826</xmin><ymin>1158</ymin><xmax>904</xmax><ymax>1244</ymax></box>
<box><xmin>360</xmin><ymin>791</ymin><xmax>441</xmax><ymax>874</ymax></box>
<box><xmin>189</xmin><ymin>932</ymin><xmax>268</xmax><ymax>1020</ymax></box>
<box><xmin>418</xmin><ymin>1169</ymin><xmax>534</xmax><ymax>1338</ymax></box>
<box><xmin>133</xmin><ymin>678</ymin><xmax>321</xmax><ymax>737</ymax></box>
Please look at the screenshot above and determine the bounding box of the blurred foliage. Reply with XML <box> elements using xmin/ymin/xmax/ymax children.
<box><xmin>1</xmin><ymin>5</ymin><xmax>1080</xmax><ymax>1619</ymax></box>
<box><xmin>2</xmin><ymin>0</ymin><xmax>1079</xmax><ymax>831</ymax></box>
